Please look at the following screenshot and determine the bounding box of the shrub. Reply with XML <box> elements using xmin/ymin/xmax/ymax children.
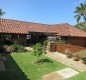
<box><xmin>43</xmin><ymin>40</ymin><xmax>48</xmax><ymax>54</ymax></box>
<box><xmin>64</xmin><ymin>48</ymin><xmax>73</xmax><ymax>58</ymax></box>
<box><xmin>80</xmin><ymin>50</ymin><xmax>86</xmax><ymax>64</ymax></box>
<box><xmin>11</xmin><ymin>44</ymin><xmax>27</xmax><ymax>53</ymax></box>
<box><xmin>43</xmin><ymin>40</ymin><xmax>48</xmax><ymax>46</ymax></box>
<box><xmin>73</xmin><ymin>53</ymin><xmax>81</xmax><ymax>61</ymax></box>
<box><xmin>73</xmin><ymin>50</ymin><xmax>86</xmax><ymax>64</ymax></box>
<box><xmin>4</xmin><ymin>45</ymin><xmax>14</xmax><ymax>52</ymax></box>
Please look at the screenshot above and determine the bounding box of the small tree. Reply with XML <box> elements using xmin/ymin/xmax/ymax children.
<box><xmin>33</xmin><ymin>43</ymin><xmax>43</xmax><ymax>64</ymax></box>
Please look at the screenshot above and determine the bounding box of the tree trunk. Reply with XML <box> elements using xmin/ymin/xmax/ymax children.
<box><xmin>37</xmin><ymin>56</ymin><xmax>39</xmax><ymax>64</ymax></box>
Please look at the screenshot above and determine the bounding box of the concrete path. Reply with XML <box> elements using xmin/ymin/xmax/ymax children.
<box><xmin>43</xmin><ymin>68</ymin><xmax>79</xmax><ymax>80</ymax></box>
<box><xmin>43</xmin><ymin>71</ymin><xmax>64</xmax><ymax>80</ymax></box>
<box><xmin>57</xmin><ymin>68</ymin><xmax>79</xmax><ymax>79</ymax></box>
<box><xmin>46</xmin><ymin>52</ymin><xmax>86</xmax><ymax>72</ymax></box>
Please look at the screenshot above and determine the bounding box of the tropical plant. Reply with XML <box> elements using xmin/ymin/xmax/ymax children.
<box><xmin>74</xmin><ymin>3</ymin><xmax>86</xmax><ymax>23</ymax></box>
<box><xmin>74</xmin><ymin>22</ymin><xmax>86</xmax><ymax>31</ymax></box>
<box><xmin>0</xmin><ymin>9</ymin><xmax>5</xmax><ymax>17</ymax></box>
<box><xmin>33</xmin><ymin>43</ymin><xmax>43</xmax><ymax>64</ymax></box>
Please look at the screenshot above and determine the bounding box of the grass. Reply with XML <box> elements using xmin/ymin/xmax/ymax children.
<box><xmin>0</xmin><ymin>52</ymin><xmax>67</xmax><ymax>80</ymax></box>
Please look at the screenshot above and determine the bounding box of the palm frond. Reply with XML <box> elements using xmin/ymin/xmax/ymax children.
<box><xmin>0</xmin><ymin>9</ymin><xmax>5</xmax><ymax>17</ymax></box>
<box><xmin>74</xmin><ymin>3</ymin><xmax>86</xmax><ymax>23</ymax></box>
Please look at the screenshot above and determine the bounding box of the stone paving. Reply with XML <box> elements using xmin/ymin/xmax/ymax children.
<box><xmin>43</xmin><ymin>68</ymin><xmax>79</xmax><ymax>80</ymax></box>
<box><xmin>43</xmin><ymin>71</ymin><xmax>64</xmax><ymax>80</ymax></box>
<box><xmin>57</xmin><ymin>68</ymin><xmax>79</xmax><ymax>79</ymax></box>
<box><xmin>46</xmin><ymin>51</ymin><xmax>86</xmax><ymax>72</ymax></box>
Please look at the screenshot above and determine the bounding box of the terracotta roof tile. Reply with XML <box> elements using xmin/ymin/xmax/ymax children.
<box><xmin>0</xmin><ymin>18</ymin><xmax>86</xmax><ymax>37</ymax></box>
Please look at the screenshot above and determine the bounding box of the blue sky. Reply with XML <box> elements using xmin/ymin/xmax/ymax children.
<box><xmin>0</xmin><ymin>0</ymin><xmax>86</xmax><ymax>25</ymax></box>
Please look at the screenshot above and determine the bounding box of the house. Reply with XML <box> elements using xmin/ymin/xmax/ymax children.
<box><xmin>0</xmin><ymin>18</ymin><xmax>86</xmax><ymax>47</ymax></box>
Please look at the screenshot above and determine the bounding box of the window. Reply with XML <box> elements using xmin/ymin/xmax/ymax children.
<box><xmin>27</xmin><ymin>35</ymin><xmax>31</xmax><ymax>39</ymax></box>
<box><xmin>5</xmin><ymin>34</ymin><xmax>11</xmax><ymax>40</ymax></box>
<box><xmin>48</xmin><ymin>36</ymin><xmax>57</xmax><ymax>41</ymax></box>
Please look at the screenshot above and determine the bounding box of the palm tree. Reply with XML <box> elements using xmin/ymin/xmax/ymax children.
<box><xmin>0</xmin><ymin>9</ymin><xmax>5</xmax><ymax>17</ymax></box>
<box><xmin>0</xmin><ymin>9</ymin><xmax>5</xmax><ymax>42</ymax></box>
<box><xmin>74</xmin><ymin>3</ymin><xmax>86</xmax><ymax>23</ymax></box>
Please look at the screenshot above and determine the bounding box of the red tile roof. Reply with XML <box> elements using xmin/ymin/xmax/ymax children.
<box><xmin>49</xmin><ymin>24</ymin><xmax>86</xmax><ymax>37</ymax></box>
<box><xmin>0</xmin><ymin>18</ymin><xmax>86</xmax><ymax>37</ymax></box>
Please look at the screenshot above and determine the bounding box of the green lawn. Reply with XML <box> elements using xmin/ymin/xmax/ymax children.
<box><xmin>0</xmin><ymin>52</ymin><xmax>67</xmax><ymax>80</ymax></box>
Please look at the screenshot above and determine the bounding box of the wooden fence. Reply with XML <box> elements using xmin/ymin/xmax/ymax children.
<box><xmin>57</xmin><ymin>43</ymin><xmax>86</xmax><ymax>53</ymax></box>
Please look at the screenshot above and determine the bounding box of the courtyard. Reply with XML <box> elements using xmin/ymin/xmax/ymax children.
<box><xmin>0</xmin><ymin>52</ymin><xmax>67</xmax><ymax>80</ymax></box>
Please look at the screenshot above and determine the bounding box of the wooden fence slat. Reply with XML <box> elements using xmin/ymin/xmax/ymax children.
<box><xmin>56</xmin><ymin>43</ymin><xmax>86</xmax><ymax>53</ymax></box>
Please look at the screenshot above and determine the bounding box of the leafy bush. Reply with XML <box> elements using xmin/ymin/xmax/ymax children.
<box><xmin>73</xmin><ymin>52</ymin><xmax>81</xmax><ymax>61</ymax></box>
<box><xmin>4</xmin><ymin>45</ymin><xmax>14</xmax><ymax>52</ymax></box>
<box><xmin>64</xmin><ymin>48</ymin><xmax>73</xmax><ymax>58</ymax></box>
<box><xmin>43</xmin><ymin>40</ymin><xmax>48</xmax><ymax>46</ymax></box>
<box><xmin>73</xmin><ymin>50</ymin><xmax>86</xmax><ymax>64</ymax></box>
<box><xmin>11</xmin><ymin>44</ymin><xmax>27</xmax><ymax>53</ymax></box>
<box><xmin>79</xmin><ymin>50</ymin><xmax>86</xmax><ymax>64</ymax></box>
<box><xmin>42</xmin><ymin>40</ymin><xmax>48</xmax><ymax>54</ymax></box>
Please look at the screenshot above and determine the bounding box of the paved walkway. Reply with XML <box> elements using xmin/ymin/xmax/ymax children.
<box><xmin>43</xmin><ymin>68</ymin><xmax>79</xmax><ymax>80</ymax></box>
<box><xmin>43</xmin><ymin>71</ymin><xmax>64</xmax><ymax>80</ymax></box>
<box><xmin>46</xmin><ymin>52</ymin><xmax>86</xmax><ymax>72</ymax></box>
<box><xmin>57</xmin><ymin>68</ymin><xmax>79</xmax><ymax>79</ymax></box>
